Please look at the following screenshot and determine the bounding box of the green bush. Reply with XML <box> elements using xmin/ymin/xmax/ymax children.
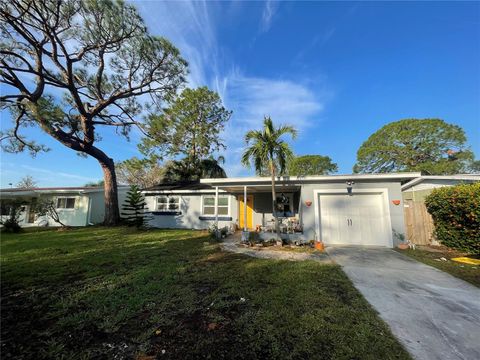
<box><xmin>425</xmin><ymin>182</ymin><xmax>480</xmax><ymax>254</ymax></box>
<box><xmin>0</xmin><ymin>201</ymin><xmax>23</xmax><ymax>233</ymax></box>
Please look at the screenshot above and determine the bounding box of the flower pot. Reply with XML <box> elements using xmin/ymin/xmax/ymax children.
<box><xmin>315</xmin><ymin>241</ymin><xmax>325</xmax><ymax>251</ymax></box>
<box><xmin>397</xmin><ymin>243</ymin><xmax>409</xmax><ymax>250</ymax></box>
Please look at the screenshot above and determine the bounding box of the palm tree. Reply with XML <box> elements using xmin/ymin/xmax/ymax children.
<box><xmin>241</xmin><ymin>116</ymin><xmax>297</xmax><ymax>242</ymax></box>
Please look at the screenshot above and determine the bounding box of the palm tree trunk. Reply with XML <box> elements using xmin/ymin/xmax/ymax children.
<box><xmin>270</xmin><ymin>162</ymin><xmax>281</xmax><ymax>243</ymax></box>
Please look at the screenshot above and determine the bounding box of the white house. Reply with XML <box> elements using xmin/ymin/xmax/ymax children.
<box><xmin>142</xmin><ymin>172</ymin><xmax>424</xmax><ymax>248</ymax></box>
<box><xmin>0</xmin><ymin>186</ymin><xmax>129</xmax><ymax>227</ymax></box>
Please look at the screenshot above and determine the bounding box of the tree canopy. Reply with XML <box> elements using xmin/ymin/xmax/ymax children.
<box><xmin>0</xmin><ymin>0</ymin><xmax>187</xmax><ymax>224</ymax></box>
<box><xmin>116</xmin><ymin>157</ymin><xmax>165</xmax><ymax>188</ymax></box>
<box><xmin>353</xmin><ymin>118</ymin><xmax>474</xmax><ymax>175</ymax></box>
<box><xmin>140</xmin><ymin>87</ymin><xmax>231</xmax><ymax>166</ymax></box>
<box><xmin>287</xmin><ymin>155</ymin><xmax>338</xmax><ymax>176</ymax></box>
<box><xmin>162</xmin><ymin>156</ymin><xmax>227</xmax><ymax>182</ymax></box>
<box><xmin>16</xmin><ymin>175</ymin><xmax>37</xmax><ymax>189</ymax></box>
<box><xmin>242</xmin><ymin>117</ymin><xmax>297</xmax><ymax>177</ymax></box>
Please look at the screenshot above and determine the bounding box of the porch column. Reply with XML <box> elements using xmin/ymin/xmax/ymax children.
<box><xmin>243</xmin><ymin>185</ymin><xmax>247</xmax><ymax>232</ymax></box>
<box><xmin>214</xmin><ymin>186</ymin><xmax>219</xmax><ymax>229</ymax></box>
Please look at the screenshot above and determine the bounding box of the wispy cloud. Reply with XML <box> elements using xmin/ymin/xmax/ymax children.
<box><xmin>260</xmin><ymin>0</ymin><xmax>279</xmax><ymax>33</ymax></box>
<box><xmin>137</xmin><ymin>0</ymin><xmax>218</xmax><ymax>88</ymax></box>
<box><xmin>20</xmin><ymin>165</ymin><xmax>93</xmax><ymax>182</ymax></box>
<box><xmin>219</xmin><ymin>71</ymin><xmax>329</xmax><ymax>176</ymax></box>
<box><xmin>135</xmin><ymin>1</ymin><xmax>331</xmax><ymax>176</ymax></box>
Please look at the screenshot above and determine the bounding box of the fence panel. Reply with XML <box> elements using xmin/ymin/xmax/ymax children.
<box><xmin>404</xmin><ymin>200</ymin><xmax>436</xmax><ymax>245</ymax></box>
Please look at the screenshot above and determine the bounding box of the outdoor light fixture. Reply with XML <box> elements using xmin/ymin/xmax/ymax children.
<box><xmin>346</xmin><ymin>181</ymin><xmax>355</xmax><ymax>196</ymax></box>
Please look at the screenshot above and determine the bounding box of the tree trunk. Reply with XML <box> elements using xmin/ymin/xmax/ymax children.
<box><xmin>270</xmin><ymin>162</ymin><xmax>281</xmax><ymax>242</ymax></box>
<box><xmin>99</xmin><ymin>157</ymin><xmax>120</xmax><ymax>226</ymax></box>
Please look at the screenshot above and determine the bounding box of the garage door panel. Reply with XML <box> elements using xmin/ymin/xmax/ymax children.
<box><xmin>319</xmin><ymin>193</ymin><xmax>389</xmax><ymax>247</ymax></box>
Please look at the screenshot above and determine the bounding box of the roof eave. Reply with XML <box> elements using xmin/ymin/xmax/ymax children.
<box><xmin>201</xmin><ymin>172</ymin><xmax>422</xmax><ymax>186</ymax></box>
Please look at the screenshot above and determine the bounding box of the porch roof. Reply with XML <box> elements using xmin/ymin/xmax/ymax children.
<box><xmin>200</xmin><ymin>172</ymin><xmax>422</xmax><ymax>189</ymax></box>
<box><xmin>212</xmin><ymin>184</ymin><xmax>301</xmax><ymax>193</ymax></box>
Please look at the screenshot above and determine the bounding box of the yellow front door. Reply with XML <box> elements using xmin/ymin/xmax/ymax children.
<box><xmin>238</xmin><ymin>195</ymin><xmax>254</xmax><ymax>230</ymax></box>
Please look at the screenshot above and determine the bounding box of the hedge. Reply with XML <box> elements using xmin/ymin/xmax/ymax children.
<box><xmin>425</xmin><ymin>182</ymin><xmax>480</xmax><ymax>254</ymax></box>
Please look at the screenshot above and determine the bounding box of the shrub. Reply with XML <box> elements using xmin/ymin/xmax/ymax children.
<box><xmin>121</xmin><ymin>185</ymin><xmax>150</xmax><ymax>228</ymax></box>
<box><xmin>425</xmin><ymin>182</ymin><xmax>480</xmax><ymax>254</ymax></box>
<box><xmin>0</xmin><ymin>201</ymin><xmax>23</xmax><ymax>233</ymax></box>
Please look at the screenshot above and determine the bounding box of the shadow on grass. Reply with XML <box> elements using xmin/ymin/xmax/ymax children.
<box><xmin>1</xmin><ymin>227</ymin><xmax>410</xmax><ymax>360</ymax></box>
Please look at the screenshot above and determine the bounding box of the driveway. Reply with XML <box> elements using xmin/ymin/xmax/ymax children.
<box><xmin>327</xmin><ymin>246</ymin><xmax>480</xmax><ymax>360</ymax></box>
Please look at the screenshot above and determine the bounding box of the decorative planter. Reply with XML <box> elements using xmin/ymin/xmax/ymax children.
<box><xmin>392</xmin><ymin>200</ymin><xmax>401</xmax><ymax>205</ymax></box>
<box><xmin>314</xmin><ymin>241</ymin><xmax>325</xmax><ymax>251</ymax></box>
<box><xmin>397</xmin><ymin>243</ymin><xmax>409</xmax><ymax>250</ymax></box>
<box><xmin>305</xmin><ymin>200</ymin><xmax>312</xmax><ymax>207</ymax></box>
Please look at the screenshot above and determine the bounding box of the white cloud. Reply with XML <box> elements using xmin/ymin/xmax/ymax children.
<box><xmin>135</xmin><ymin>1</ymin><xmax>331</xmax><ymax>177</ymax></box>
<box><xmin>260</xmin><ymin>0</ymin><xmax>279</xmax><ymax>33</ymax></box>
<box><xmin>136</xmin><ymin>0</ymin><xmax>218</xmax><ymax>88</ymax></box>
<box><xmin>219</xmin><ymin>71</ymin><xmax>328</xmax><ymax>176</ymax></box>
<box><xmin>20</xmin><ymin>165</ymin><xmax>93</xmax><ymax>182</ymax></box>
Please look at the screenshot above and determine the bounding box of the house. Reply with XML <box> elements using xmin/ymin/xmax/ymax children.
<box><xmin>0</xmin><ymin>186</ymin><xmax>129</xmax><ymax>227</ymax></box>
<box><xmin>143</xmin><ymin>172</ymin><xmax>423</xmax><ymax>247</ymax></box>
<box><xmin>401</xmin><ymin>175</ymin><xmax>480</xmax><ymax>245</ymax></box>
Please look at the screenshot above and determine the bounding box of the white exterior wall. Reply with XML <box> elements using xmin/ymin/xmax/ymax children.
<box><xmin>143</xmin><ymin>181</ymin><xmax>406</xmax><ymax>247</ymax></box>
<box><xmin>22</xmin><ymin>194</ymin><xmax>89</xmax><ymax>227</ymax></box>
<box><xmin>300</xmin><ymin>181</ymin><xmax>405</xmax><ymax>246</ymax></box>
<box><xmin>88</xmin><ymin>188</ymin><xmax>128</xmax><ymax>224</ymax></box>
<box><xmin>145</xmin><ymin>193</ymin><xmax>237</xmax><ymax>230</ymax></box>
<box><xmin>1</xmin><ymin>187</ymin><xmax>129</xmax><ymax>227</ymax></box>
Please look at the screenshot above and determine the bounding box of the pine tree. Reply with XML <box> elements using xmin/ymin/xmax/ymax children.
<box><xmin>121</xmin><ymin>185</ymin><xmax>149</xmax><ymax>228</ymax></box>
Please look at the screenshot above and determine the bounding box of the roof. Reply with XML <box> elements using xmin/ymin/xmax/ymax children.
<box><xmin>143</xmin><ymin>180</ymin><xmax>213</xmax><ymax>192</ymax></box>
<box><xmin>0</xmin><ymin>185</ymin><xmax>129</xmax><ymax>197</ymax></box>
<box><xmin>401</xmin><ymin>175</ymin><xmax>480</xmax><ymax>191</ymax></box>
<box><xmin>201</xmin><ymin>172</ymin><xmax>422</xmax><ymax>187</ymax></box>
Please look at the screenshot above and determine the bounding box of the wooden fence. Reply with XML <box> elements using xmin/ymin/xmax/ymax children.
<box><xmin>403</xmin><ymin>200</ymin><xmax>436</xmax><ymax>245</ymax></box>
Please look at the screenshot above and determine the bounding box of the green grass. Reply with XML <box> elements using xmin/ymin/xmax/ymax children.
<box><xmin>398</xmin><ymin>247</ymin><xmax>480</xmax><ymax>287</ymax></box>
<box><xmin>1</xmin><ymin>227</ymin><xmax>410</xmax><ymax>359</ymax></box>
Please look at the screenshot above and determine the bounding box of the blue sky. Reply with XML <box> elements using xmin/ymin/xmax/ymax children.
<box><xmin>1</xmin><ymin>1</ymin><xmax>479</xmax><ymax>187</ymax></box>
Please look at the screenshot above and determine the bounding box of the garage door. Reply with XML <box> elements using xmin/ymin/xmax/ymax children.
<box><xmin>318</xmin><ymin>193</ymin><xmax>390</xmax><ymax>246</ymax></box>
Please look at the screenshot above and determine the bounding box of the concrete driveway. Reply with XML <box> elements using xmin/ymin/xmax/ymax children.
<box><xmin>327</xmin><ymin>246</ymin><xmax>480</xmax><ymax>360</ymax></box>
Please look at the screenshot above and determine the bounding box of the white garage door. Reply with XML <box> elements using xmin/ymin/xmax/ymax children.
<box><xmin>318</xmin><ymin>193</ymin><xmax>391</xmax><ymax>246</ymax></box>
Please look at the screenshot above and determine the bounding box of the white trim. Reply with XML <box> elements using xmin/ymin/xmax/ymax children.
<box><xmin>201</xmin><ymin>172</ymin><xmax>421</xmax><ymax>185</ymax></box>
<box><xmin>401</xmin><ymin>175</ymin><xmax>480</xmax><ymax>191</ymax></box>
<box><xmin>313</xmin><ymin>188</ymin><xmax>393</xmax><ymax>247</ymax></box>
<box><xmin>201</xmin><ymin>194</ymin><xmax>230</xmax><ymax>216</ymax></box>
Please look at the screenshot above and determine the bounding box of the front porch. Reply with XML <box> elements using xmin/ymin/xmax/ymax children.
<box><xmin>208</xmin><ymin>181</ymin><xmax>306</xmax><ymax>242</ymax></box>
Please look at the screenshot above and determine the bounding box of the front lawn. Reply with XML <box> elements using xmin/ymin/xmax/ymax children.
<box><xmin>1</xmin><ymin>227</ymin><xmax>410</xmax><ymax>359</ymax></box>
<box><xmin>397</xmin><ymin>246</ymin><xmax>480</xmax><ymax>287</ymax></box>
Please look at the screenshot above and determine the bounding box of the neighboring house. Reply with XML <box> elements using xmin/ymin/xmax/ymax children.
<box><xmin>143</xmin><ymin>173</ymin><xmax>422</xmax><ymax>248</ymax></box>
<box><xmin>0</xmin><ymin>186</ymin><xmax>128</xmax><ymax>227</ymax></box>
<box><xmin>401</xmin><ymin>175</ymin><xmax>480</xmax><ymax>245</ymax></box>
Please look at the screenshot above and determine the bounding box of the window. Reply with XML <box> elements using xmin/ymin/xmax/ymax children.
<box><xmin>203</xmin><ymin>195</ymin><xmax>229</xmax><ymax>216</ymax></box>
<box><xmin>156</xmin><ymin>196</ymin><xmax>180</xmax><ymax>212</ymax></box>
<box><xmin>56</xmin><ymin>197</ymin><xmax>76</xmax><ymax>209</ymax></box>
<box><xmin>0</xmin><ymin>203</ymin><xmax>12</xmax><ymax>216</ymax></box>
